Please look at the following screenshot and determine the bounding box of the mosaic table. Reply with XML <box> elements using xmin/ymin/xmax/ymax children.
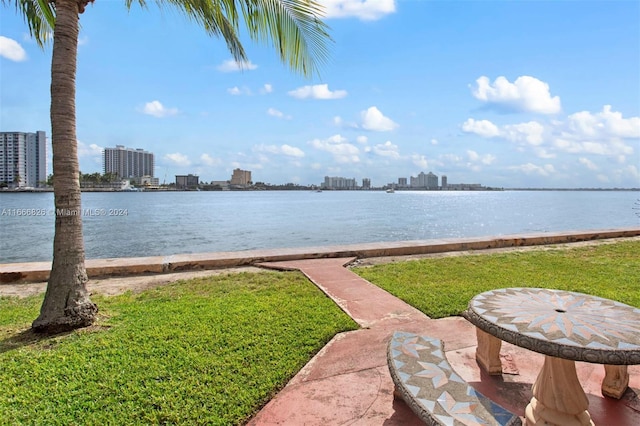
<box><xmin>463</xmin><ymin>287</ymin><xmax>640</xmax><ymax>426</ymax></box>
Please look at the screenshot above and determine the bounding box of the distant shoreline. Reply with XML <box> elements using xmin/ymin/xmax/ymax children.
<box><xmin>2</xmin><ymin>187</ymin><xmax>639</xmax><ymax>193</ymax></box>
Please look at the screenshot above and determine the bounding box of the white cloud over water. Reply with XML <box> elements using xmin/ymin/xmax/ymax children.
<box><xmin>164</xmin><ymin>152</ymin><xmax>191</xmax><ymax>166</ymax></box>
<box><xmin>0</xmin><ymin>36</ymin><xmax>27</xmax><ymax>61</ymax></box>
<box><xmin>141</xmin><ymin>100</ymin><xmax>178</xmax><ymax>117</ymax></box>
<box><xmin>472</xmin><ymin>75</ymin><xmax>561</xmax><ymax>114</ymax></box>
<box><xmin>360</xmin><ymin>106</ymin><xmax>398</xmax><ymax>131</ymax></box>
<box><xmin>288</xmin><ymin>84</ymin><xmax>347</xmax><ymax>100</ymax></box>
<box><xmin>322</xmin><ymin>0</ymin><xmax>396</xmax><ymax>21</ymax></box>
<box><xmin>216</xmin><ymin>59</ymin><xmax>258</xmax><ymax>72</ymax></box>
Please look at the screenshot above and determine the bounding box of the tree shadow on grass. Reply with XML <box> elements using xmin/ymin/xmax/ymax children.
<box><xmin>0</xmin><ymin>328</ymin><xmax>73</xmax><ymax>354</ymax></box>
<box><xmin>0</xmin><ymin>324</ymin><xmax>109</xmax><ymax>354</ymax></box>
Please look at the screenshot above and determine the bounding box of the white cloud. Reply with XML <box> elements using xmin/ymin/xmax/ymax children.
<box><xmin>566</xmin><ymin>105</ymin><xmax>640</xmax><ymax>139</ymax></box>
<box><xmin>502</xmin><ymin>122</ymin><xmax>545</xmax><ymax>145</ymax></box>
<box><xmin>309</xmin><ymin>134</ymin><xmax>360</xmax><ymax>163</ymax></box>
<box><xmin>164</xmin><ymin>153</ymin><xmax>191</xmax><ymax>166</ymax></box>
<box><xmin>356</xmin><ymin>135</ymin><xmax>368</xmax><ymax>144</ymax></box>
<box><xmin>227</xmin><ymin>86</ymin><xmax>252</xmax><ymax>96</ymax></box>
<box><xmin>216</xmin><ymin>59</ymin><xmax>258</xmax><ymax>72</ymax></box>
<box><xmin>322</xmin><ymin>0</ymin><xmax>396</xmax><ymax>20</ymax></box>
<box><xmin>0</xmin><ymin>36</ymin><xmax>27</xmax><ymax>61</ymax></box>
<box><xmin>280</xmin><ymin>144</ymin><xmax>305</xmax><ymax>157</ymax></box>
<box><xmin>430</xmin><ymin>139</ymin><xmax>438</xmax><ymax>145</ymax></box>
<box><xmin>373</xmin><ymin>141</ymin><xmax>400</xmax><ymax>159</ymax></box>
<box><xmin>578</xmin><ymin>157</ymin><xmax>598</xmax><ymax>171</ymax></box>
<box><xmin>200</xmin><ymin>154</ymin><xmax>220</xmax><ymax>166</ymax></box>
<box><xmin>288</xmin><ymin>84</ymin><xmax>347</xmax><ymax>100</ymax></box>
<box><xmin>360</xmin><ymin>106</ymin><xmax>398</xmax><ymax>131</ymax></box>
<box><xmin>462</xmin><ymin>118</ymin><xmax>500</xmax><ymax>138</ymax></box>
<box><xmin>467</xmin><ymin>150</ymin><xmax>496</xmax><ymax>165</ymax></box>
<box><xmin>411</xmin><ymin>154</ymin><xmax>429</xmax><ymax>169</ymax></box>
<box><xmin>77</xmin><ymin>140</ymin><xmax>103</xmax><ymax>158</ymax></box>
<box><xmin>258</xmin><ymin>144</ymin><xmax>305</xmax><ymax>158</ymax></box>
<box><xmin>472</xmin><ymin>75</ymin><xmax>561</xmax><ymax>114</ymax></box>
<box><xmin>141</xmin><ymin>100</ymin><xmax>178</xmax><ymax>117</ymax></box>
<box><xmin>267</xmin><ymin>107</ymin><xmax>292</xmax><ymax>120</ymax></box>
<box><xmin>509</xmin><ymin>163</ymin><xmax>556</xmax><ymax>176</ymax></box>
<box><xmin>261</xmin><ymin>84</ymin><xmax>273</xmax><ymax>94</ymax></box>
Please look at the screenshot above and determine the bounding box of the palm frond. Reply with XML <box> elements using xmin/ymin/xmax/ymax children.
<box><xmin>4</xmin><ymin>0</ymin><xmax>56</xmax><ymax>47</ymax></box>
<box><xmin>240</xmin><ymin>0</ymin><xmax>331</xmax><ymax>77</ymax></box>
<box><xmin>132</xmin><ymin>0</ymin><xmax>330</xmax><ymax>78</ymax></box>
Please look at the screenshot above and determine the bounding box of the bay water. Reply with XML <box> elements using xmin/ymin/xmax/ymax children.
<box><xmin>1</xmin><ymin>190</ymin><xmax>639</xmax><ymax>263</ymax></box>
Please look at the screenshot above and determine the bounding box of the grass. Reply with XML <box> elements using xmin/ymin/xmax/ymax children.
<box><xmin>2</xmin><ymin>240</ymin><xmax>638</xmax><ymax>424</ymax></box>
<box><xmin>0</xmin><ymin>271</ymin><xmax>358</xmax><ymax>425</ymax></box>
<box><xmin>353</xmin><ymin>240</ymin><xmax>640</xmax><ymax>318</ymax></box>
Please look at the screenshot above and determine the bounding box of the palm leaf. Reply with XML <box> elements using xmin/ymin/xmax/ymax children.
<box><xmin>4</xmin><ymin>0</ymin><xmax>55</xmax><ymax>47</ymax></box>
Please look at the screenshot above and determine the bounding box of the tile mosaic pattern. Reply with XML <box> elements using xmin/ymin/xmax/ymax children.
<box><xmin>387</xmin><ymin>331</ymin><xmax>521</xmax><ymax>426</ymax></box>
<box><xmin>464</xmin><ymin>288</ymin><xmax>640</xmax><ymax>364</ymax></box>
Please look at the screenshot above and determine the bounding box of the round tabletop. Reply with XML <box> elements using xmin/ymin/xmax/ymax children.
<box><xmin>463</xmin><ymin>287</ymin><xmax>640</xmax><ymax>365</ymax></box>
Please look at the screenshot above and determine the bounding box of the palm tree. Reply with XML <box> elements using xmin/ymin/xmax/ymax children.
<box><xmin>5</xmin><ymin>0</ymin><xmax>330</xmax><ymax>334</ymax></box>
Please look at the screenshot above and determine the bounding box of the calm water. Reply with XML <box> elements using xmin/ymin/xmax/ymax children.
<box><xmin>1</xmin><ymin>190</ymin><xmax>639</xmax><ymax>263</ymax></box>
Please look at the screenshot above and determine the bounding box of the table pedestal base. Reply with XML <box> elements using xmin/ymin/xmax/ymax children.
<box><xmin>602</xmin><ymin>365</ymin><xmax>629</xmax><ymax>399</ymax></box>
<box><xmin>475</xmin><ymin>328</ymin><xmax>503</xmax><ymax>375</ymax></box>
<box><xmin>524</xmin><ymin>356</ymin><xmax>594</xmax><ymax>426</ymax></box>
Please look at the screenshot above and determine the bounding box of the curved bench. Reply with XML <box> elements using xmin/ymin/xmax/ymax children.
<box><xmin>387</xmin><ymin>331</ymin><xmax>522</xmax><ymax>426</ymax></box>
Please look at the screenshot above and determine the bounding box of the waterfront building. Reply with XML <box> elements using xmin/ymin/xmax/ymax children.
<box><xmin>362</xmin><ymin>178</ymin><xmax>371</xmax><ymax>189</ymax></box>
<box><xmin>322</xmin><ymin>176</ymin><xmax>356</xmax><ymax>190</ymax></box>
<box><xmin>138</xmin><ymin>175</ymin><xmax>160</xmax><ymax>187</ymax></box>
<box><xmin>410</xmin><ymin>171</ymin><xmax>439</xmax><ymax>189</ymax></box>
<box><xmin>230</xmin><ymin>168</ymin><xmax>252</xmax><ymax>186</ymax></box>
<box><xmin>398</xmin><ymin>177</ymin><xmax>408</xmax><ymax>188</ymax></box>
<box><xmin>103</xmin><ymin>145</ymin><xmax>154</xmax><ymax>179</ymax></box>
<box><xmin>427</xmin><ymin>172</ymin><xmax>438</xmax><ymax>190</ymax></box>
<box><xmin>0</xmin><ymin>131</ymin><xmax>47</xmax><ymax>188</ymax></box>
<box><xmin>441</xmin><ymin>175</ymin><xmax>447</xmax><ymax>189</ymax></box>
<box><xmin>176</xmin><ymin>174</ymin><xmax>199</xmax><ymax>189</ymax></box>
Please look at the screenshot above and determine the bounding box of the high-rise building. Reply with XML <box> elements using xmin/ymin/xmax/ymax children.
<box><xmin>103</xmin><ymin>145</ymin><xmax>154</xmax><ymax>179</ymax></box>
<box><xmin>322</xmin><ymin>176</ymin><xmax>356</xmax><ymax>189</ymax></box>
<box><xmin>0</xmin><ymin>131</ymin><xmax>47</xmax><ymax>188</ymax></box>
<box><xmin>230</xmin><ymin>168</ymin><xmax>252</xmax><ymax>186</ymax></box>
<box><xmin>426</xmin><ymin>172</ymin><xmax>438</xmax><ymax>189</ymax></box>
<box><xmin>362</xmin><ymin>178</ymin><xmax>371</xmax><ymax>189</ymax></box>
<box><xmin>441</xmin><ymin>175</ymin><xmax>447</xmax><ymax>189</ymax></box>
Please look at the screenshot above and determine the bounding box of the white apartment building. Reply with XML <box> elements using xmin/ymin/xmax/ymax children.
<box><xmin>0</xmin><ymin>131</ymin><xmax>47</xmax><ymax>188</ymax></box>
<box><xmin>323</xmin><ymin>176</ymin><xmax>357</xmax><ymax>189</ymax></box>
<box><xmin>103</xmin><ymin>145</ymin><xmax>154</xmax><ymax>179</ymax></box>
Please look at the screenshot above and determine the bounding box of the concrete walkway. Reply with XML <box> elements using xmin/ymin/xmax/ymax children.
<box><xmin>248</xmin><ymin>258</ymin><xmax>640</xmax><ymax>425</ymax></box>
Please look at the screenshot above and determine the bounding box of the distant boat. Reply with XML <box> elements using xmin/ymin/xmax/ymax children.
<box><xmin>386</xmin><ymin>188</ymin><xmax>395</xmax><ymax>193</ymax></box>
<box><xmin>315</xmin><ymin>189</ymin><xmax>322</xmax><ymax>192</ymax></box>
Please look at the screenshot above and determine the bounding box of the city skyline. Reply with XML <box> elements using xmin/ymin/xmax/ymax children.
<box><xmin>1</xmin><ymin>1</ymin><xmax>638</xmax><ymax>188</ymax></box>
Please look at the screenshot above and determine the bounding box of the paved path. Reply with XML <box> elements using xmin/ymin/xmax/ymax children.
<box><xmin>248</xmin><ymin>258</ymin><xmax>640</xmax><ymax>425</ymax></box>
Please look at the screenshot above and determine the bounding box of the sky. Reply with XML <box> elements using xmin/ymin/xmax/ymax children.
<box><xmin>1</xmin><ymin>0</ymin><xmax>639</xmax><ymax>188</ymax></box>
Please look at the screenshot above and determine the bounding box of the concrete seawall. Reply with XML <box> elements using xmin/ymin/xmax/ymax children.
<box><xmin>2</xmin><ymin>227</ymin><xmax>639</xmax><ymax>284</ymax></box>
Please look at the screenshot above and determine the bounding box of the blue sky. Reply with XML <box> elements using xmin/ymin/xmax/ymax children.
<box><xmin>1</xmin><ymin>0</ymin><xmax>639</xmax><ymax>188</ymax></box>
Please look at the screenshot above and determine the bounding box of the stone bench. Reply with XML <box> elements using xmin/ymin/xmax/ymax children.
<box><xmin>387</xmin><ymin>331</ymin><xmax>522</xmax><ymax>426</ymax></box>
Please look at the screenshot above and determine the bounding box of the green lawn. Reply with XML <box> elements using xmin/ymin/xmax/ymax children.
<box><xmin>2</xmin><ymin>240</ymin><xmax>638</xmax><ymax>424</ymax></box>
<box><xmin>0</xmin><ymin>271</ymin><xmax>358</xmax><ymax>425</ymax></box>
<box><xmin>353</xmin><ymin>240</ymin><xmax>640</xmax><ymax>318</ymax></box>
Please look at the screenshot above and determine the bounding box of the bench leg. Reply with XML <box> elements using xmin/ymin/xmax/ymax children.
<box><xmin>475</xmin><ymin>328</ymin><xmax>503</xmax><ymax>375</ymax></box>
<box><xmin>601</xmin><ymin>365</ymin><xmax>629</xmax><ymax>399</ymax></box>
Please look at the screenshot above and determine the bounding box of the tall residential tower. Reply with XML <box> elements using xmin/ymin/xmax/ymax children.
<box><xmin>0</xmin><ymin>131</ymin><xmax>47</xmax><ymax>188</ymax></box>
<box><xmin>103</xmin><ymin>145</ymin><xmax>154</xmax><ymax>179</ymax></box>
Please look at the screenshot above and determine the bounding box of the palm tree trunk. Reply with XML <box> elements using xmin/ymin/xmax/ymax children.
<box><xmin>32</xmin><ymin>0</ymin><xmax>97</xmax><ymax>333</ymax></box>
